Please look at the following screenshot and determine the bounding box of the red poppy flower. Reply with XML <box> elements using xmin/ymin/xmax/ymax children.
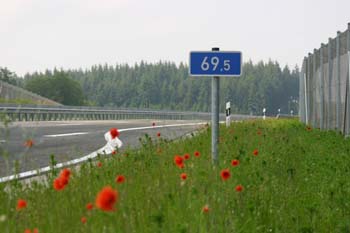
<box><xmin>220</xmin><ymin>169</ymin><xmax>231</xmax><ymax>181</ymax></box>
<box><xmin>24</xmin><ymin>139</ymin><xmax>34</xmax><ymax>148</ymax></box>
<box><xmin>306</xmin><ymin>126</ymin><xmax>312</xmax><ymax>131</ymax></box>
<box><xmin>86</xmin><ymin>203</ymin><xmax>93</xmax><ymax>210</ymax></box>
<box><xmin>202</xmin><ymin>204</ymin><xmax>209</xmax><ymax>213</ymax></box>
<box><xmin>112</xmin><ymin>150</ymin><xmax>117</xmax><ymax>155</ymax></box>
<box><xmin>194</xmin><ymin>151</ymin><xmax>200</xmax><ymax>157</ymax></box>
<box><xmin>180</xmin><ymin>173</ymin><xmax>187</xmax><ymax>180</ymax></box>
<box><xmin>33</xmin><ymin>229</ymin><xmax>39</xmax><ymax>233</ymax></box>
<box><xmin>183</xmin><ymin>154</ymin><xmax>190</xmax><ymax>160</ymax></box>
<box><xmin>253</xmin><ymin>149</ymin><xmax>259</xmax><ymax>156</ymax></box>
<box><xmin>60</xmin><ymin>168</ymin><xmax>71</xmax><ymax>179</ymax></box>
<box><xmin>24</xmin><ymin>229</ymin><xmax>31</xmax><ymax>233</ymax></box>
<box><xmin>235</xmin><ymin>185</ymin><xmax>243</xmax><ymax>192</ymax></box>
<box><xmin>95</xmin><ymin>186</ymin><xmax>118</xmax><ymax>212</ymax></box>
<box><xmin>97</xmin><ymin>162</ymin><xmax>102</xmax><ymax>167</ymax></box>
<box><xmin>257</xmin><ymin>130</ymin><xmax>262</xmax><ymax>135</ymax></box>
<box><xmin>231</xmin><ymin>159</ymin><xmax>239</xmax><ymax>166</ymax></box>
<box><xmin>109</xmin><ymin>128</ymin><xmax>120</xmax><ymax>139</ymax></box>
<box><xmin>59</xmin><ymin>176</ymin><xmax>69</xmax><ymax>186</ymax></box>
<box><xmin>157</xmin><ymin>132</ymin><xmax>161</xmax><ymax>137</ymax></box>
<box><xmin>174</xmin><ymin>155</ymin><xmax>184</xmax><ymax>168</ymax></box>
<box><xmin>115</xmin><ymin>175</ymin><xmax>125</xmax><ymax>184</ymax></box>
<box><xmin>53</xmin><ymin>177</ymin><xmax>65</xmax><ymax>191</ymax></box>
<box><xmin>81</xmin><ymin>217</ymin><xmax>87</xmax><ymax>224</ymax></box>
<box><xmin>17</xmin><ymin>199</ymin><xmax>27</xmax><ymax>210</ymax></box>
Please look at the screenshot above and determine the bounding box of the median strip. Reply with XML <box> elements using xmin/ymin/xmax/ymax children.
<box><xmin>0</xmin><ymin>122</ymin><xmax>206</xmax><ymax>183</ymax></box>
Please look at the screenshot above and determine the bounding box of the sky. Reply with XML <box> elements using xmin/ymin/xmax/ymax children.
<box><xmin>1</xmin><ymin>0</ymin><xmax>350</xmax><ymax>76</ymax></box>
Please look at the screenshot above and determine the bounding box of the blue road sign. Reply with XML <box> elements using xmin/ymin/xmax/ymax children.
<box><xmin>189</xmin><ymin>51</ymin><xmax>242</xmax><ymax>76</ymax></box>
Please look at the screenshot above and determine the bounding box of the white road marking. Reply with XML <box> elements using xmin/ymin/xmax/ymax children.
<box><xmin>119</xmin><ymin>122</ymin><xmax>205</xmax><ymax>132</ymax></box>
<box><xmin>0</xmin><ymin>122</ymin><xmax>207</xmax><ymax>183</ymax></box>
<box><xmin>44</xmin><ymin>132</ymin><xmax>89</xmax><ymax>138</ymax></box>
<box><xmin>57</xmin><ymin>124</ymin><xmax>85</xmax><ymax>126</ymax></box>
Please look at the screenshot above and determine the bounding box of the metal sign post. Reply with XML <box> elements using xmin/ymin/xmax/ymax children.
<box><xmin>189</xmin><ymin>48</ymin><xmax>242</xmax><ymax>164</ymax></box>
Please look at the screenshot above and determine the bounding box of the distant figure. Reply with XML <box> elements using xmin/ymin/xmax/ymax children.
<box><xmin>103</xmin><ymin>128</ymin><xmax>123</xmax><ymax>154</ymax></box>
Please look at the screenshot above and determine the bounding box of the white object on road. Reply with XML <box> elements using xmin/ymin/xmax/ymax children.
<box><xmin>103</xmin><ymin>131</ymin><xmax>123</xmax><ymax>154</ymax></box>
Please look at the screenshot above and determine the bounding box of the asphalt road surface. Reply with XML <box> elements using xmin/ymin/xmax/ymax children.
<box><xmin>0</xmin><ymin>120</ymin><xmax>206</xmax><ymax>177</ymax></box>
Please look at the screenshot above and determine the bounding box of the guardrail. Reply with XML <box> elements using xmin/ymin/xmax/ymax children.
<box><xmin>0</xmin><ymin>105</ymin><xmax>259</xmax><ymax>122</ymax></box>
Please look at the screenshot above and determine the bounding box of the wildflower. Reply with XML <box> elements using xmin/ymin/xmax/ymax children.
<box><xmin>81</xmin><ymin>217</ymin><xmax>87</xmax><ymax>224</ymax></box>
<box><xmin>24</xmin><ymin>139</ymin><xmax>34</xmax><ymax>148</ymax></box>
<box><xmin>183</xmin><ymin>154</ymin><xmax>190</xmax><ymax>160</ymax></box>
<box><xmin>174</xmin><ymin>155</ymin><xmax>184</xmax><ymax>168</ymax></box>
<box><xmin>257</xmin><ymin>130</ymin><xmax>262</xmax><ymax>135</ymax></box>
<box><xmin>112</xmin><ymin>150</ymin><xmax>117</xmax><ymax>155</ymax></box>
<box><xmin>202</xmin><ymin>204</ymin><xmax>209</xmax><ymax>213</ymax></box>
<box><xmin>97</xmin><ymin>162</ymin><xmax>102</xmax><ymax>167</ymax></box>
<box><xmin>53</xmin><ymin>177</ymin><xmax>65</xmax><ymax>191</ymax></box>
<box><xmin>17</xmin><ymin>199</ymin><xmax>27</xmax><ymax>210</ymax></box>
<box><xmin>24</xmin><ymin>229</ymin><xmax>31</xmax><ymax>233</ymax></box>
<box><xmin>33</xmin><ymin>229</ymin><xmax>39</xmax><ymax>233</ymax></box>
<box><xmin>109</xmin><ymin>128</ymin><xmax>120</xmax><ymax>139</ymax></box>
<box><xmin>194</xmin><ymin>151</ymin><xmax>200</xmax><ymax>157</ymax></box>
<box><xmin>253</xmin><ymin>149</ymin><xmax>259</xmax><ymax>156</ymax></box>
<box><xmin>180</xmin><ymin>173</ymin><xmax>187</xmax><ymax>180</ymax></box>
<box><xmin>231</xmin><ymin>159</ymin><xmax>239</xmax><ymax>166</ymax></box>
<box><xmin>59</xmin><ymin>176</ymin><xmax>69</xmax><ymax>186</ymax></box>
<box><xmin>115</xmin><ymin>175</ymin><xmax>125</xmax><ymax>184</ymax></box>
<box><xmin>157</xmin><ymin>132</ymin><xmax>161</xmax><ymax>137</ymax></box>
<box><xmin>95</xmin><ymin>186</ymin><xmax>118</xmax><ymax>212</ymax></box>
<box><xmin>60</xmin><ymin>168</ymin><xmax>71</xmax><ymax>179</ymax></box>
<box><xmin>220</xmin><ymin>169</ymin><xmax>231</xmax><ymax>181</ymax></box>
<box><xmin>86</xmin><ymin>203</ymin><xmax>94</xmax><ymax>211</ymax></box>
<box><xmin>235</xmin><ymin>185</ymin><xmax>243</xmax><ymax>192</ymax></box>
<box><xmin>306</xmin><ymin>126</ymin><xmax>312</xmax><ymax>131</ymax></box>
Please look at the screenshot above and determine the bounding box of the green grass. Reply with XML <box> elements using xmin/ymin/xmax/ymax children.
<box><xmin>0</xmin><ymin>98</ymin><xmax>38</xmax><ymax>105</ymax></box>
<box><xmin>2</xmin><ymin>119</ymin><xmax>350</xmax><ymax>232</ymax></box>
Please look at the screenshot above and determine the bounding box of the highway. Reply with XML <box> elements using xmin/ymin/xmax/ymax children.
<box><xmin>0</xmin><ymin>120</ymin><xmax>206</xmax><ymax>178</ymax></box>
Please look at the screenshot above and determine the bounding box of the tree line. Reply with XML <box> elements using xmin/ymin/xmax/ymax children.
<box><xmin>2</xmin><ymin>60</ymin><xmax>299</xmax><ymax>115</ymax></box>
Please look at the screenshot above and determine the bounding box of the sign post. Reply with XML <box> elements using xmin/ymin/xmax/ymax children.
<box><xmin>226</xmin><ymin>101</ymin><xmax>231</xmax><ymax>127</ymax></box>
<box><xmin>189</xmin><ymin>49</ymin><xmax>242</xmax><ymax>164</ymax></box>
<box><xmin>263</xmin><ymin>108</ymin><xmax>266</xmax><ymax>120</ymax></box>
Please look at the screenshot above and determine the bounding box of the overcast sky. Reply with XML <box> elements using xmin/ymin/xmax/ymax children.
<box><xmin>1</xmin><ymin>0</ymin><xmax>350</xmax><ymax>76</ymax></box>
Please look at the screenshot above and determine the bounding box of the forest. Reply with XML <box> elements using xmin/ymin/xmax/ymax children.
<box><xmin>1</xmin><ymin>60</ymin><xmax>299</xmax><ymax>115</ymax></box>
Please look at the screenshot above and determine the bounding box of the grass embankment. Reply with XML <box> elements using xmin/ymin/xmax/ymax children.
<box><xmin>1</xmin><ymin>119</ymin><xmax>350</xmax><ymax>232</ymax></box>
<box><xmin>0</xmin><ymin>98</ymin><xmax>37</xmax><ymax>105</ymax></box>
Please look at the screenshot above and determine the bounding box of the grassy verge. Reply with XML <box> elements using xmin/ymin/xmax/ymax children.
<box><xmin>1</xmin><ymin>119</ymin><xmax>350</xmax><ymax>232</ymax></box>
<box><xmin>0</xmin><ymin>98</ymin><xmax>38</xmax><ymax>105</ymax></box>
